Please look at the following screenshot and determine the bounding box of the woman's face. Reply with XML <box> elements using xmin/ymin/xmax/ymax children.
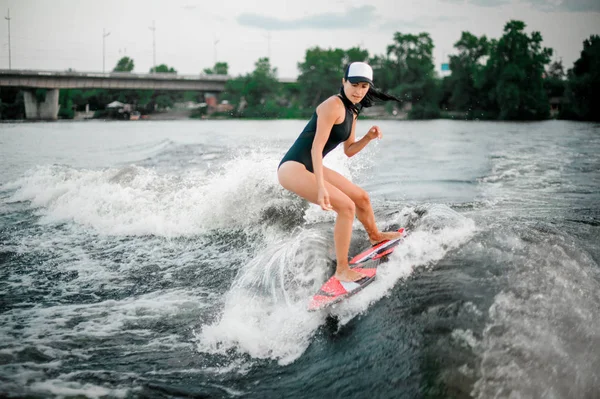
<box><xmin>342</xmin><ymin>79</ymin><xmax>370</xmax><ymax>104</ymax></box>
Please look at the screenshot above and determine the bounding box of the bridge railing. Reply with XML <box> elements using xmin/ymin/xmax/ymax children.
<box><xmin>0</xmin><ymin>69</ymin><xmax>230</xmax><ymax>81</ymax></box>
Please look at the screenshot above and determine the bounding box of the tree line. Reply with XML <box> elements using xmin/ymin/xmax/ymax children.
<box><xmin>0</xmin><ymin>19</ymin><xmax>598</xmax><ymax>121</ymax></box>
<box><xmin>223</xmin><ymin>20</ymin><xmax>598</xmax><ymax>122</ymax></box>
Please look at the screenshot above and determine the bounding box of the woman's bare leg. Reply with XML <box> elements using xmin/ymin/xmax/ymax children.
<box><xmin>278</xmin><ymin>161</ymin><xmax>365</xmax><ymax>282</ymax></box>
<box><xmin>323</xmin><ymin>167</ymin><xmax>403</xmax><ymax>244</ymax></box>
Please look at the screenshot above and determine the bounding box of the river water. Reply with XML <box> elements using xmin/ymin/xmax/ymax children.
<box><xmin>0</xmin><ymin>119</ymin><xmax>599</xmax><ymax>398</ymax></box>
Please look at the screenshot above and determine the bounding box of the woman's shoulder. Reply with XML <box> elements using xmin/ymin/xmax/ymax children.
<box><xmin>316</xmin><ymin>95</ymin><xmax>345</xmax><ymax>115</ymax></box>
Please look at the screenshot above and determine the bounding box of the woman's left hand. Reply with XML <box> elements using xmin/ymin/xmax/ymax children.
<box><xmin>366</xmin><ymin>125</ymin><xmax>382</xmax><ymax>140</ymax></box>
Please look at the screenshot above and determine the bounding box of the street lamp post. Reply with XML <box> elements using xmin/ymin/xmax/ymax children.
<box><xmin>213</xmin><ymin>38</ymin><xmax>219</xmax><ymax>66</ymax></box>
<box><xmin>149</xmin><ymin>20</ymin><xmax>156</xmax><ymax>72</ymax></box>
<box><xmin>103</xmin><ymin>28</ymin><xmax>110</xmax><ymax>73</ymax></box>
<box><xmin>5</xmin><ymin>9</ymin><xmax>11</xmax><ymax>69</ymax></box>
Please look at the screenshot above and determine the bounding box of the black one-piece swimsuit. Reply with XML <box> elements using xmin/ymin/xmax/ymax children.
<box><xmin>279</xmin><ymin>103</ymin><xmax>353</xmax><ymax>173</ymax></box>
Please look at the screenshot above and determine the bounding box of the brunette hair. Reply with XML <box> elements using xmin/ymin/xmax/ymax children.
<box><xmin>338</xmin><ymin>82</ymin><xmax>402</xmax><ymax>115</ymax></box>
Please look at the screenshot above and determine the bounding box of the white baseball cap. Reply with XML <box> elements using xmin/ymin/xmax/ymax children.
<box><xmin>345</xmin><ymin>62</ymin><xmax>373</xmax><ymax>86</ymax></box>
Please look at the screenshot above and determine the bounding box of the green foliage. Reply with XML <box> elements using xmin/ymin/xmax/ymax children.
<box><xmin>0</xmin><ymin>88</ymin><xmax>25</xmax><ymax>120</ymax></box>
<box><xmin>113</xmin><ymin>57</ymin><xmax>134</xmax><ymax>72</ymax></box>
<box><xmin>223</xmin><ymin>58</ymin><xmax>284</xmax><ymax>117</ymax></box>
<box><xmin>483</xmin><ymin>20</ymin><xmax>552</xmax><ymax>120</ymax></box>
<box><xmin>150</xmin><ymin>64</ymin><xmax>177</xmax><ymax>73</ymax></box>
<box><xmin>66</xmin><ymin>89</ymin><xmax>85</xmax><ymax>110</ymax></box>
<box><xmin>35</xmin><ymin>89</ymin><xmax>47</xmax><ymax>103</ymax></box>
<box><xmin>58</xmin><ymin>89</ymin><xmax>74</xmax><ymax>119</ymax></box>
<box><xmin>203</xmin><ymin>62</ymin><xmax>229</xmax><ymax>75</ymax></box>
<box><xmin>562</xmin><ymin>35</ymin><xmax>600</xmax><ymax>121</ymax></box>
<box><xmin>82</xmin><ymin>89</ymin><xmax>112</xmax><ymax>110</ymax></box>
<box><xmin>346</xmin><ymin>47</ymin><xmax>369</xmax><ymax>63</ymax></box>
<box><xmin>409</xmin><ymin>102</ymin><xmax>441</xmax><ymax>120</ymax></box>
<box><xmin>183</xmin><ymin>91</ymin><xmax>204</xmax><ymax>103</ymax></box>
<box><xmin>116</xmin><ymin>90</ymin><xmax>154</xmax><ymax>107</ymax></box>
<box><xmin>154</xmin><ymin>94</ymin><xmax>174</xmax><ymax>109</ymax></box>
<box><xmin>385</xmin><ymin>33</ymin><xmax>434</xmax><ymax>89</ymax></box>
<box><xmin>446</xmin><ymin>32</ymin><xmax>490</xmax><ymax>112</ymax></box>
<box><xmin>93</xmin><ymin>109</ymin><xmax>109</xmax><ymax>118</ymax></box>
<box><xmin>384</xmin><ymin>32</ymin><xmax>439</xmax><ymax>110</ymax></box>
<box><xmin>5</xmin><ymin>22</ymin><xmax>592</xmax><ymax>122</ymax></box>
<box><xmin>368</xmin><ymin>54</ymin><xmax>396</xmax><ymax>93</ymax></box>
<box><xmin>544</xmin><ymin>60</ymin><xmax>566</xmax><ymax>99</ymax></box>
<box><xmin>297</xmin><ymin>47</ymin><xmax>345</xmax><ymax>108</ymax></box>
<box><xmin>296</xmin><ymin>47</ymin><xmax>370</xmax><ymax>108</ymax></box>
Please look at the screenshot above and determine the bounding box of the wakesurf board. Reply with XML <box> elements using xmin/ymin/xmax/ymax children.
<box><xmin>308</xmin><ymin>228</ymin><xmax>406</xmax><ymax>311</ymax></box>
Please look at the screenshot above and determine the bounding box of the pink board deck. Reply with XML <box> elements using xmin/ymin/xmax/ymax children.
<box><xmin>308</xmin><ymin>228</ymin><xmax>406</xmax><ymax>311</ymax></box>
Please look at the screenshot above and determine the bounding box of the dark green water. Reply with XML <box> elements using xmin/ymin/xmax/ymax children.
<box><xmin>1</xmin><ymin>120</ymin><xmax>599</xmax><ymax>398</ymax></box>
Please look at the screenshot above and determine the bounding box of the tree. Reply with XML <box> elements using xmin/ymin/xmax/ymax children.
<box><xmin>547</xmin><ymin>59</ymin><xmax>565</xmax><ymax>79</ymax></box>
<box><xmin>563</xmin><ymin>35</ymin><xmax>600</xmax><ymax>121</ymax></box>
<box><xmin>544</xmin><ymin>59</ymin><xmax>566</xmax><ymax>99</ymax></box>
<box><xmin>0</xmin><ymin>88</ymin><xmax>24</xmax><ymax>120</ymax></box>
<box><xmin>345</xmin><ymin>47</ymin><xmax>369</xmax><ymax>64</ymax></box>
<box><xmin>384</xmin><ymin>32</ymin><xmax>440</xmax><ymax>118</ymax></box>
<box><xmin>223</xmin><ymin>57</ymin><xmax>282</xmax><ymax>117</ymax></box>
<box><xmin>297</xmin><ymin>47</ymin><xmax>346</xmax><ymax>108</ymax></box>
<box><xmin>154</xmin><ymin>94</ymin><xmax>174</xmax><ymax>109</ymax></box>
<box><xmin>296</xmin><ymin>46</ymin><xmax>370</xmax><ymax>109</ymax></box>
<box><xmin>115</xmin><ymin>89</ymin><xmax>155</xmax><ymax>108</ymax></box>
<box><xmin>150</xmin><ymin>64</ymin><xmax>177</xmax><ymax>73</ymax></box>
<box><xmin>113</xmin><ymin>57</ymin><xmax>134</xmax><ymax>72</ymax></box>
<box><xmin>446</xmin><ymin>32</ymin><xmax>490</xmax><ymax>115</ymax></box>
<box><xmin>82</xmin><ymin>89</ymin><xmax>112</xmax><ymax>110</ymax></box>
<box><xmin>368</xmin><ymin>54</ymin><xmax>396</xmax><ymax>93</ymax></box>
<box><xmin>58</xmin><ymin>90</ymin><xmax>75</xmax><ymax>119</ymax></box>
<box><xmin>203</xmin><ymin>62</ymin><xmax>229</xmax><ymax>75</ymax></box>
<box><xmin>482</xmin><ymin>20</ymin><xmax>552</xmax><ymax>120</ymax></box>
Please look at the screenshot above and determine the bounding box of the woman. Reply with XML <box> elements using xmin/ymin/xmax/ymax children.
<box><xmin>278</xmin><ymin>62</ymin><xmax>404</xmax><ymax>283</ymax></box>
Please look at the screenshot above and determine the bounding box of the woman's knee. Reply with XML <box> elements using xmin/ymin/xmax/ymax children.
<box><xmin>354</xmin><ymin>189</ymin><xmax>371</xmax><ymax>210</ymax></box>
<box><xmin>335</xmin><ymin>198</ymin><xmax>355</xmax><ymax>218</ymax></box>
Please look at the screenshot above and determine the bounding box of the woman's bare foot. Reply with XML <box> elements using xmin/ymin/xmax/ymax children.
<box><xmin>334</xmin><ymin>267</ymin><xmax>366</xmax><ymax>282</ymax></box>
<box><xmin>369</xmin><ymin>230</ymin><xmax>404</xmax><ymax>245</ymax></box>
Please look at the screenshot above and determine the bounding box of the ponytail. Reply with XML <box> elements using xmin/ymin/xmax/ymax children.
<box><xmin>362</xmin><ymin>87</ymin><xmax>403</xmax><ymax>109</ymax></box>
<box><xmin>338</xmin><ymin>85</ymin><xmax>402</xmax><ymax>116</ymax></box>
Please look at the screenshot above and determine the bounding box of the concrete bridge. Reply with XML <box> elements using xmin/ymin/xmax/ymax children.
<box><xmin>0</xmin><ymin>69</ymin><xmax>230</xmax><ymax>120</ymax></box>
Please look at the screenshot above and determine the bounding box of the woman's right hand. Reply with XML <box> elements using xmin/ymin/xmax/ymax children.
<box><xmin>317</xmin><ymin>186</ymin><xmax>333</xmax><ymax>211</ymax></box>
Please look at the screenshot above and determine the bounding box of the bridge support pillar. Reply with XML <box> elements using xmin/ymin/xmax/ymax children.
<box><xmin>23</xmin><ymin>89</ymin><xmax>60</xmax><ymax>120</ymax></box>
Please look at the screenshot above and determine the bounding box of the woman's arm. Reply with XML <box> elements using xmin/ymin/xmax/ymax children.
<box><xmin>344</xmin><ymin>121</ymin><xmax>382</xmax><ymax>157</ymax></box>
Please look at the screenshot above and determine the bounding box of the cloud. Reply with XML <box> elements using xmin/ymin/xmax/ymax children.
<box><xmin>442</xmin><ymin>0</ymin><xmax>600</xmax><ymax>12</ymax></box>
<box><xmin>524</xmin><ymin>0</ymin><xmax>600</xmax><ymax>12</ymax></box>
<box><xmin>379</xmin><ymin>15</ymin><xmax>467</xmax><ymax>32</ymax></box>
<box><xmin>237</xmin><ymin>5</ymin><xmax>377</xmax><ymax>30</ymax></box>
<box><xmin>442</xmin><ymin>0</ymin><xmax>511</xmax><ymax>6</ymax></box>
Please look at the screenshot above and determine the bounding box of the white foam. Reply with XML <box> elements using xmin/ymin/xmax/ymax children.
<box><xmin>196</xmin><ymin>204</ymin><xmax>477</xmax><ymax>364</ymax></box>
<box><xmin>331</xmin><ymin>205</ymin><xmax>477</xmax><ymax>323</ymax></box>
<box><xmin>29</xmin><ymin>379</ymin><xmax>130</xmax><ymax>399</ymax></box>
<box><xmin>195</xmin><ymin>228</ymin><xmax>329</xmax><ymax>365</ymax></box>
<box><xmin>0</xmin><ymin>289</ymin><xmax>213</xmax><ymax>352</ymax></box>
<box><xmin>472</xmin><ymin>230</ymin><xmax>600</xmax><ymax>398</ymax></box>
<box><xmin>451</xmin><ymin>329</ymin><xmax>479</xmax><ymax>349</ymax></box>
<box><xmin>2</xmin><ymin>148</ymin><xmax>292</xmax><ymax>236</ymax></box>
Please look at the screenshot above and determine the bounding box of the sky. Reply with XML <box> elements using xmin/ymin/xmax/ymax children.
<box><xmin>0</xmin><ymin>0</ymin><xmax>598</xmax><ymax>79</ymax></box>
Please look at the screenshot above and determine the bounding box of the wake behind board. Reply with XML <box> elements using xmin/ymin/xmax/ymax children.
<box><xmin>308</xmin><ymin>228</ymin><xmax>406</xmax><ymax>312</ymax></box>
